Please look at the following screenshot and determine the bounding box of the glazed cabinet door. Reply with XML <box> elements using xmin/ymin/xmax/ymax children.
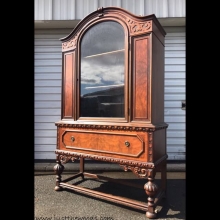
<box><xmin>77</xmin><ymin>20</ymin><xmax>129</xmax><ymax>122</ymax></box>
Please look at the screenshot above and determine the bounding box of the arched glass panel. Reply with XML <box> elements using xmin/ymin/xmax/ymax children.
<box><xmin>80</xmin><ymin>21</ymin><xmax>125</xmax><ymax>117</ymax></box>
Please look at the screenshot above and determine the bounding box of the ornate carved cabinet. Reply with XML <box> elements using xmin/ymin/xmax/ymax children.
<box><xmin>54</xmin><ymin>7</ymin><xmax>168</xmax><ymax>219</ymax></box>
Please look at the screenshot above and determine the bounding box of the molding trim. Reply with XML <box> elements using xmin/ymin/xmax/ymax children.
<box><xmin>56</xmin><ymin>123</ymin><xmax>168</xmax><ymax>132</ymax></box>
<box><xmin>55</xmin><ymin>149</ymin><xmax>155</xmax><ymax>169</ymax></box>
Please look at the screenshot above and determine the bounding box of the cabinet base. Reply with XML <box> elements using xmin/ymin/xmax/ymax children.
<box><xmin>54</xmin><ymin>151</ymin><xmax>167</xmax><ymax>219</ymax></box>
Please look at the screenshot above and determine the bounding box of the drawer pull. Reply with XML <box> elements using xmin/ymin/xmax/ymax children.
<box><xmin>71</xmin><ymin>136</ymin><xmax>75</xmax><ymax>142</ymax></box>
<box><xmin>125</xmin><ymin>141</ymin><xmax>130</xmax><ymax>147</ymax></box>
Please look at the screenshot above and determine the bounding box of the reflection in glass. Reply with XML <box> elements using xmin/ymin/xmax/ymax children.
<box><xmin>80</xmin><ymin>21</ymin><xmax>125</xmax><ymax>117</ymax></box>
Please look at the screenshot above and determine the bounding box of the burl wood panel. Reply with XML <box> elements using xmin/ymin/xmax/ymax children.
<box><xmin>151</xmin><ymin>33</ymin><xmax>164</xmax><ymax>124</ymax></box>
<box><xmin>62</xmin><ymin>52</ymin><xmax>75</xmax><ymax>119</ymax></box>
<box><xmin>132</xmin><ymin>35</ymin><xmax>150</xmax><ymax>122</ymax></box>
<box><xmin>58</xmin><ymin>127</ymin><xmax>149</xmax><ymax>161</ymax></box>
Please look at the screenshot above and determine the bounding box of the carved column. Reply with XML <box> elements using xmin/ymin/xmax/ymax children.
<box><xmin>144</xmin><ymin>169</ymin><xmax>158</xmax><ymax>219</ymax></box>
<box><xmin>53</xmin><ymin>154</ymin><xmax>64</xmax><ymax>191</ymax></box>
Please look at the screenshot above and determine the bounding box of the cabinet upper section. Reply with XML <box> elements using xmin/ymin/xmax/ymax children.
<box><xmin>59</xmin><ymin>7</ymin><xmax>166</xmax><ymax>126</ymax></box>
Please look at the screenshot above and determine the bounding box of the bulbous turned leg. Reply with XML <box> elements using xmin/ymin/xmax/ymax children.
<box><xmin>53</xmin><ymin>156</ymin><xmax>64</xmax><ymax>191</ymax></box>
<box><xmin>144</xmin><ymin>169</ymin><xmax>158</xmax><ymax>219</ymax></box>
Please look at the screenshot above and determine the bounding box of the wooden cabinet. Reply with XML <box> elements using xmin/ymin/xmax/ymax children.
<box><xmin>54</xmin><ymin>7</ymin><xmax>168</xmax><ymax>219</ymax></box>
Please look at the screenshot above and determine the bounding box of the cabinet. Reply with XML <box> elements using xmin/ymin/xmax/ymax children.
<box><xmin>54</xmin><ymin>7</ymin><xmax>168</xmax><ymax>219</ymax></box>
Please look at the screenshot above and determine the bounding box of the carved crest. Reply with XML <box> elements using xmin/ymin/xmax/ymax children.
<box><xmin>62</xmin><ymin>33</ymin><xmax>78</xmax><ymax>51</ymax></box>
<box><xmin>127</xmin><ymin>19</ymin><xmax>152</xmax><ymax>35</ymax></box>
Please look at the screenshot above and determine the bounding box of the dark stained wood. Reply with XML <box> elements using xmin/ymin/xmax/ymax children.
<box><xmin>55</xmin><ymin>6</ymin><xmax>168</xmax><ymax>219</ymax></box>
<box><xmin>62</xmin><ymin>51</ymin><xmax>75</xmax><ymax>119</ymax></box>
<box><xmin>132</xmin><ymin>35</ymin><xmax>150</xmax><ymax>121</ymax></box>
<box><xmin>151</xmin><ymin>33</ymin><xmax>165</xmax><ymax>124</ymax></box>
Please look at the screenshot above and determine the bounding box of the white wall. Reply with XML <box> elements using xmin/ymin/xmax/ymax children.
<box><xmin>35</xmin><ymin>0</ymin><xmax>186</xmax><ymax>20</ymax></box>
<box><xmin>164</xmin><ymin>26</ymin><xmax>185</xmax><ymax>160</ymax></box>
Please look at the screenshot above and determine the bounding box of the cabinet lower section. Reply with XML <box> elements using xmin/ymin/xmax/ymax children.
<box><xmin>55</xmin><ymin>123</ymin><xmax>168</xmax><ymax>218</ymax></box>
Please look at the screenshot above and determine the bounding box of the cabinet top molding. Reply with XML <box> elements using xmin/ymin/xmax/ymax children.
<box><xmin>61</xmin><ymin>6</ymin><xmax>166</xmax><ymax>52</ymax></box>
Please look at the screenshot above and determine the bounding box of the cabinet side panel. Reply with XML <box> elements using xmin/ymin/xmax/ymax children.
<box><xmin>62</xmin><ymin>52</ymin><xmax>75</xmax><ymax>119</ymax></box>
<box><xmin>151</xmin><ymin>33</ymin><xmax>165</xmax><ymax>123</ymax></box>
<box><xmin>152</xmin><ymin>129</ymin><xmax>167</xmax><ymax>162</ymax></box>
<box><xmin>132</xmin><ymin>36</ymin><xmax>150</xmax><ymax>122</ymax></box>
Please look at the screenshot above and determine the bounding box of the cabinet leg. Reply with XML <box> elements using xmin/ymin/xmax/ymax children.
<box><xmin>161</xmin><ymin>161</ymin><xmax>167</xmax><ymax>198</ymax></box>
<box><xmin>80</xmin><ymin>157</ymin><xmax>85</xmax><ymax>180</ymax></box>
<box><xmin>53</xmin><ymin>155</ymin><xmax>64</xmax><ymax>191</ymax></box>
<box><xmin>144</xmin><ymin>169</ymin><xmax>158</xmax><ymax>219</ymax></box>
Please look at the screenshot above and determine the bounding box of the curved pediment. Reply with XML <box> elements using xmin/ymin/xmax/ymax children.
<box><xmin>60</xmin><ymin>6</ymin><xmax>165</xmax><ymax>52</ymax></box>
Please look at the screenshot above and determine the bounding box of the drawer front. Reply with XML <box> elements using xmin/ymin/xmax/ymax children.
<box><xmin>59</xmin><ymin>129</ymin><xmax>147</xmax><ymax>160</ymax></box>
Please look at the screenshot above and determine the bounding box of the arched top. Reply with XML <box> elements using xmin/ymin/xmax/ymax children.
<box><xmin>60</xmin><ymin>6</ymin><xmax>166</xmax><ymax>52</ymax></box>
<box><xmin>80</xmin><ymin>21</ymin><xmax>125</xmax><ymax>58</ymax></box>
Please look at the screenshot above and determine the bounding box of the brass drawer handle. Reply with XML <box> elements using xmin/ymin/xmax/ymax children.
<box><xmin>125</xmin><ymin>141</ymin><xmax>130</xmax><ymax>147</ymax></box>
<box><xmin>71</xmin><ymin>136</ymin><xmax>75</xmax><ymax>142</ymax></box>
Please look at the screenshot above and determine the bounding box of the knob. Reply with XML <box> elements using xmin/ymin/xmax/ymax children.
<box><xmin>125</xmin><ymin>141</ymin><xmax>130</xmax><ymax>147</ymax></box>
<box><xmin>71</xmin><ymin>136</ymin><xmax>75</xmax><ymax>142</ymax></box>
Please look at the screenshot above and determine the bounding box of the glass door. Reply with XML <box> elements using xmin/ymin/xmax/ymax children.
<box><xmin>80</xmin><ymin>21</ymin><xmax>125</xmax><ymax>118</ymax></box>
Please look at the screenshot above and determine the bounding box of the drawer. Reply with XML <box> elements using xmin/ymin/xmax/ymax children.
<box><xmin>60</xmin><ymin>130</ymin><xmax>146</xmax><ymax>159</ymax></box>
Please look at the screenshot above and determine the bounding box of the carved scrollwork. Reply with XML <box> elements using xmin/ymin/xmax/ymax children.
<box><xmin>120</xmin><ymin>164</ymin><xmax>148</xmax><ymax>178</ymax></box>
<box><xmin>62</xmin><ymin>33</ymin><xmax>79</xmax><ymax>50</ymax></box>
<box><xmin>58</xmin><ymin>154</ymin><xmax>79</xmax><ymax>164</ymax></box>
<box><xmin>127</xmin><ymin>19</ymin><xmax>152</xmax><ymax>35</ymax></box>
